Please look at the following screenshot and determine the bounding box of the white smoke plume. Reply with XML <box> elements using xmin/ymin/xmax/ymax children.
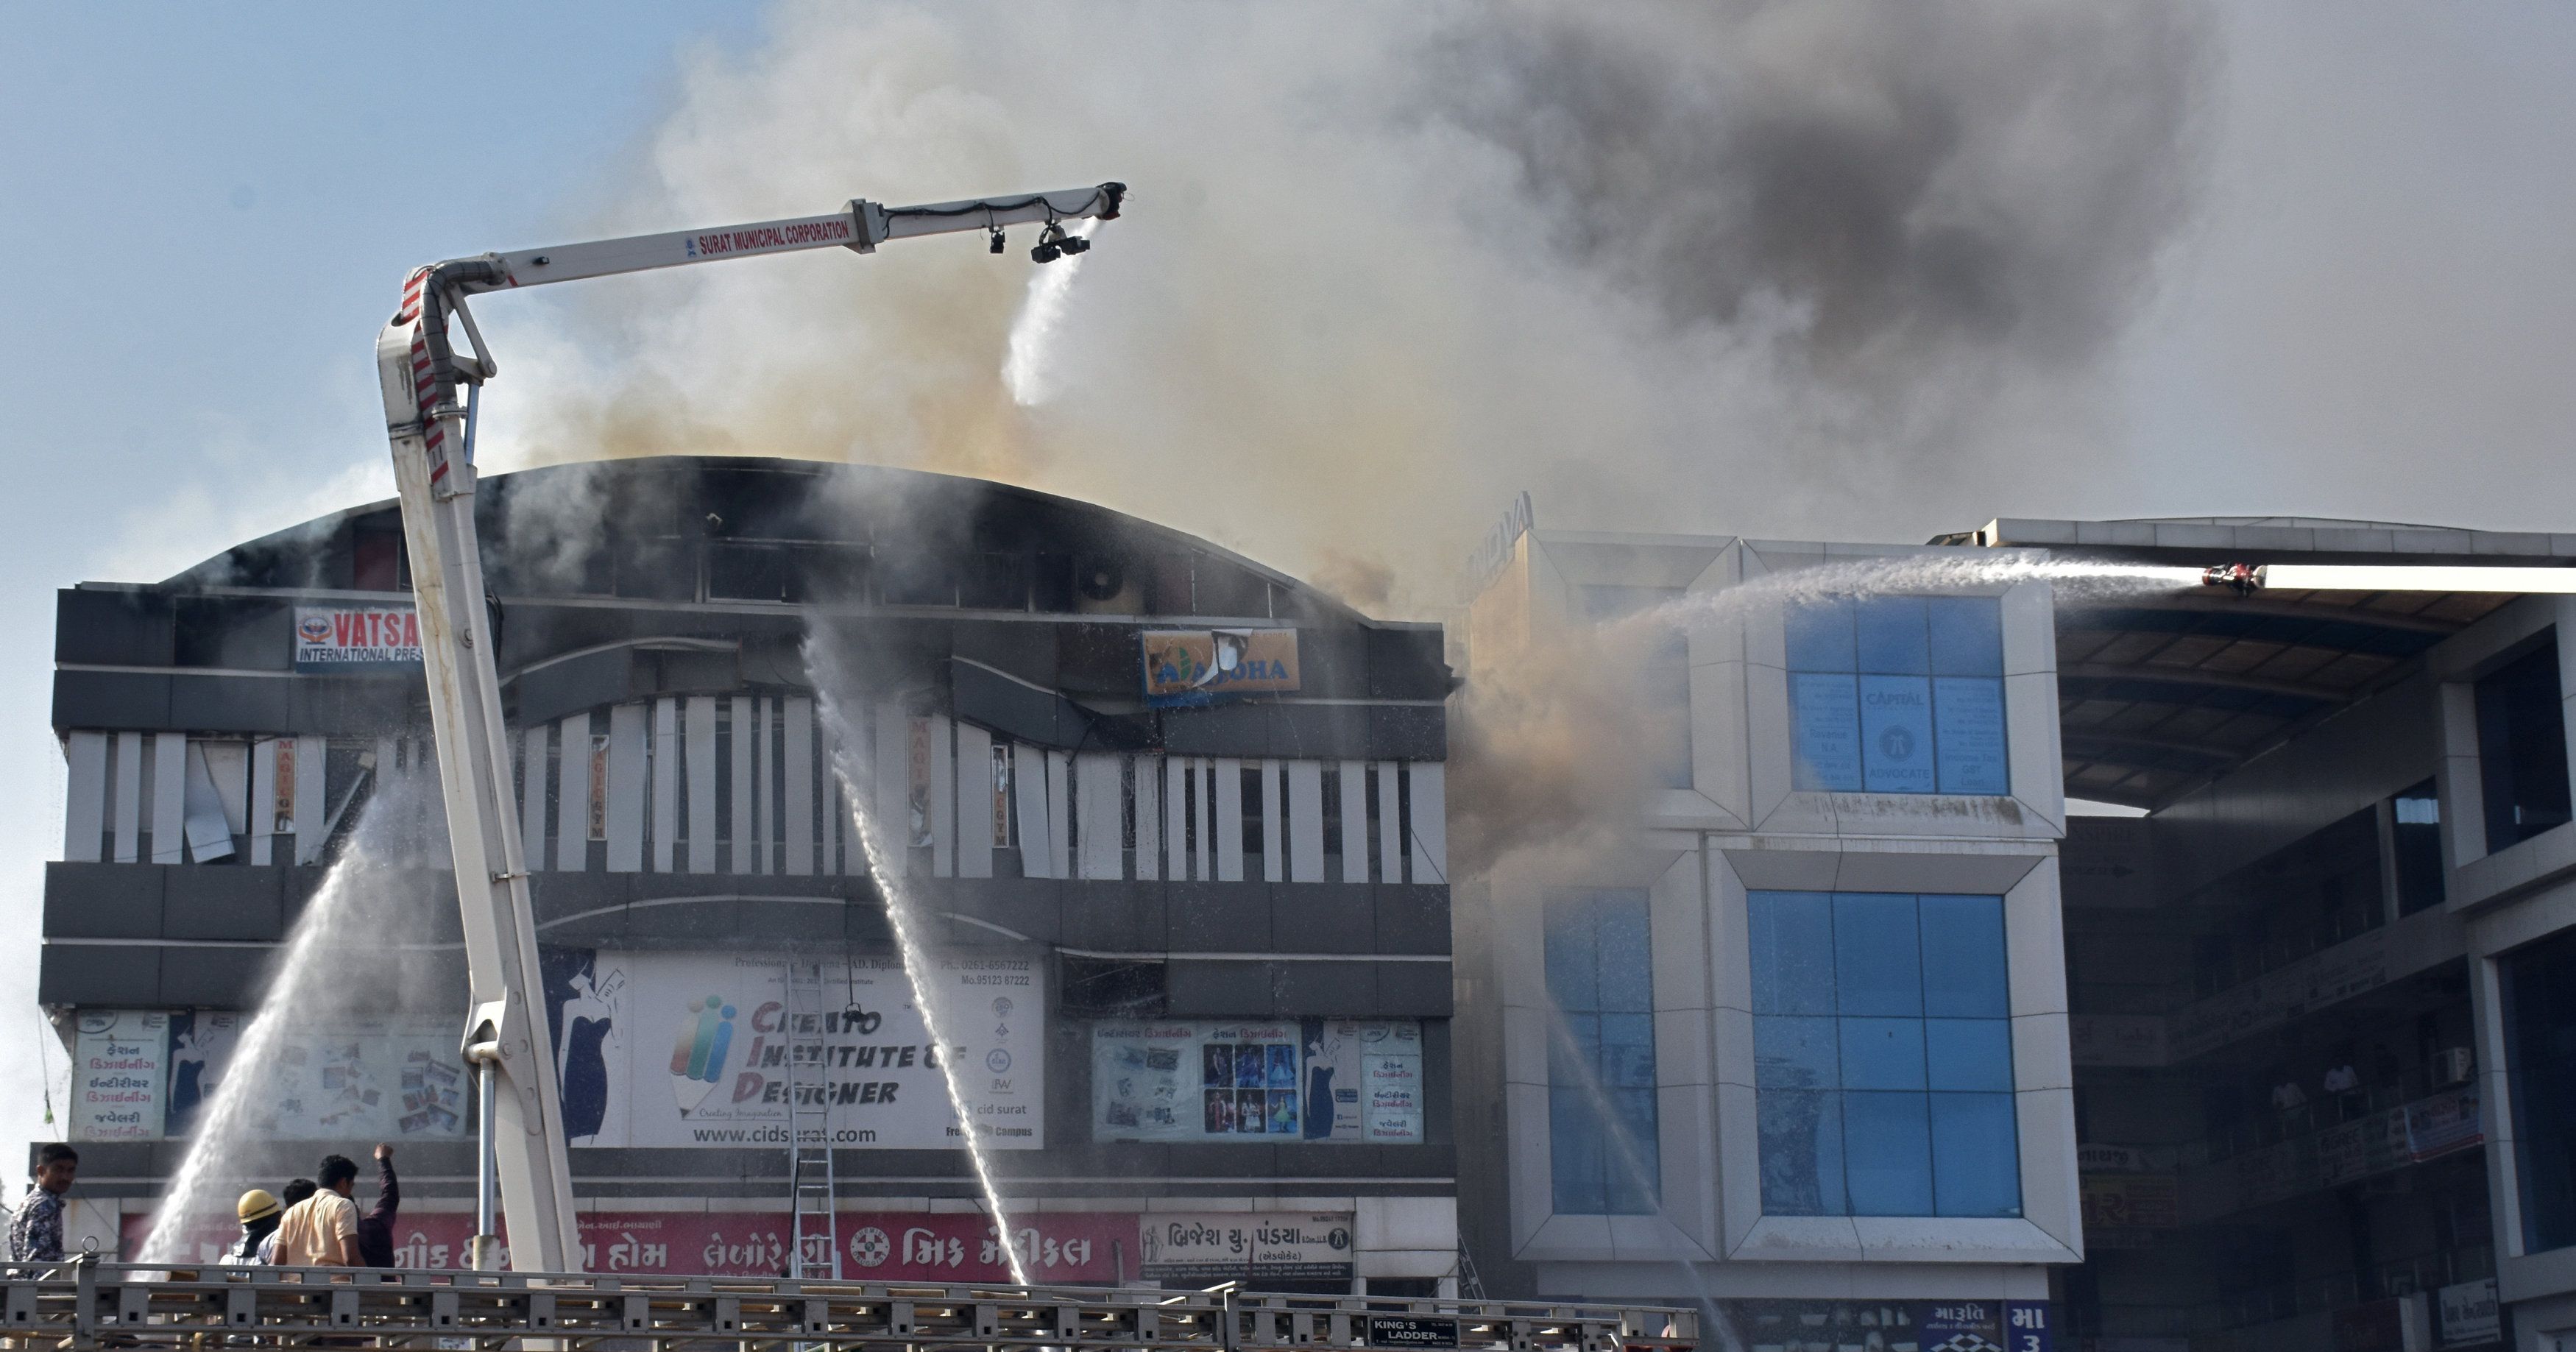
<box><xmin>476</xmin><ymin>0</ymin><xmax>2215</xmax><ymax>614</ymax></box>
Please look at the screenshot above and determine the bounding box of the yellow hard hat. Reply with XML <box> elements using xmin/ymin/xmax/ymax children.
<box><xmin>236</xmin><ymin>1189</ymin><xmax>282</xmax><ymax>1223</ymax></box>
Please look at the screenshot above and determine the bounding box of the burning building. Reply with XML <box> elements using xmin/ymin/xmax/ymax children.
<box><xmin>38</xmin><ymin>455</ymin><xmax>1459</xmax><ymax>1293</ymax></box>
<box><xmin>1454</xmin><ymin>511</ymin><xmax>2575</xmax><ymax>1352</ymax></box>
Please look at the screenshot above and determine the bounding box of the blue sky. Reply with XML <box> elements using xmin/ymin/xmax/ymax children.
<box><xmin>0</xmin><ymin>2</ymin><xmax>768</xmax><ymax>1150</ymax></box>
<box><xmin>7</xmin><ymin>2</ymin><xmax>2576</xmax><ymax>1159</ymax></box>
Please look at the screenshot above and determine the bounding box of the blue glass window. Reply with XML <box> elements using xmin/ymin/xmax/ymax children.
<box><xmin>1786</xmin><ymin>595</ymin><xmax>2009</xmax><ymax>796</ymax></box>
<box><xmin>1749</xmin><ymin>890</ymin><xmax>2020</xmax><ymax>1217</ymax></box>
<box><xmin>1545</xmin><ymin>891</ymin><xmax>1660</xmax><ymax>1214</ymax></box>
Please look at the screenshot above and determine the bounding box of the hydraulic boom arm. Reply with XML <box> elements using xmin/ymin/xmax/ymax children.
<box><xmin>372</xmin><ymin>182</ymin><xmax>1125</xmax><ymax>1273</ymax></box>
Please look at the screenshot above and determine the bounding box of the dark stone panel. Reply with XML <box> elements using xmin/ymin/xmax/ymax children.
<box><xmin>1266</xmin><ymin>705</ymin><xmax>1372</xmax><ymax>761</ymax></box>
<box><xmin>1165</xmin><ymin>883</ymin><xmax>1266</xmax><ymax>952</ymax></box>
<box><xmin>38</xmin><ymin>944</ymin><xmax>160</xmax><ymax>1005</ymax></box>
<box><xmin>283</xmin><ymin>868</ymin><xmax>462</xmax><ymax>944</ymax></box>
<box><xmin>1374</xmin><ymin>963</ymin><xmax>1455</xmax><ymax>1016</ymax></box>
<box><xmin>953</xmin><ymin>621</ymin><xmax>1059</xmax><ymax>690</ymax></box>
<box><xmin>56</xmin><ymin>590</ymin><xmax>175</xmax><ymax>668</ymax></box>
<box><xmin>1271</xmin><ymin>885</ymin><xmax>1373</xmax><ymax>955</ymax></box>
<box><xmin>1157</xmin><ymin>704</ymin><xmax>1272</xmax><ymax>757</ymax></box>
<box><xmin>53</xmin><ymin>671</ymin><xmax>171</xmax><ymax>730</ymax></box>
<box><xmin>1365</xmin><ymin>626</ymin><xmax>1453</xmax><ymax>700</ymax></box>
<box><xmin>164</xmin><ymin>676</ymin><xmax>295</xmax><ymax>733</ymax></box>
<box><xmin>1165</xmin><ymin>960</ymin><xmax>1277</xmax><ymax>1017</ymax></box>
<box><xmin>34</xmin><ymin>1139</ymin><xmax>152</xmax><ymax>1181</ymax></box>
<box><xmin>1272</xmin><ymin>960</ymin><xmax>1379</xmax><ymax>1016</ymax></box>
<box><xmin>159</xmin><ymin>946</ymin><xmax>269</xmax><ymax>1008</ymax></box>
<box><xmin>392</xmin><ymin>949</ymin><xmax>471</xmax><ymax>1016</ymax></box>
<box><xmin>517</xmin><ymin>648</ymin><xmax>637</xmax><ymax>729</ymax></box>
<box><xmin>1288</xmin><ymin>630</ymin><xmax>1367</xmax><ymax>701</ymax></box>
<box><xmin>1420</xmin><ymin>1019</ymin><xmax>1452</xmax><ymax>1145</ymax></box>
<box><xmin>1059</xmin><ymin>884</ymin><xmax>1165</xmax><ymax>952</ymax></box>
<box><xmin>1162</xmin><ymin>1142</ymin><xmax>1282</xmax><ymax>1176</ymax></box>
<box><xmin>938</xmin><ymin>877</ymin><xmax>1065</xmax><ymax>946</ymax></box>
<box><xmin>620</xmin><ymin>896</ymin><xmax>855</xmax><ymax>946</ymax></box>
<box><xmin>160</xmin><ymin>867</ymin><xmax>286</xmax><ymax>941</ymax></box>
<box><xmin>952</xmin><ymin>660</ymin><xmax>1083</xmax><ymax>748</ymax></box>
<box><xmin>1366</xmin><ymin>706</ymin><xmax>1446</xmax><ymax>762</ymax></box>
<box><xmin>1271</xmin><ymin>1143</ymin><xmax>1456</xmax><ymax>1178</ymax></box>
<box><xmin>1055</xmin><ymin>623</ymin><xmax>1141</xmax><ymax>698</ymax></box>
<box><xmin>42</xmin><ymin>863</ymin><xmax>163</xmax><ymax>939</ymax></box>
<box><xmin>288</xmin><ymin>676</ymin><xmax>422</xmax><ymax>735</ymax></box>
<box><xmin>1373</xmin><ymin>885</ymin><xmax>1451</xmax><ymax>955</ymax></box>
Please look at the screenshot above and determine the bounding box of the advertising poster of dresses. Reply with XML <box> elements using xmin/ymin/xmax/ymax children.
<box><xmin>540</xmin><ymin>949</ymin><xmax>1044</xmax><ymax>1150</ymax></box>
<box><xmin>1091</xmin><ymin>1019</ymin><xmax>1423</xmax><ymax>1143</ymax></box>
<box><xmin>70</xmin><ymin>1009</ymin><xmax>466</xmax><ymax>1142</ymax></box>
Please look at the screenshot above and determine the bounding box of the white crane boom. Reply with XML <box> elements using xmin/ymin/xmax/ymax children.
<box><xmin>372</xmin><ymin>182</ymin><xmax>1125</xmax><ymax>1273</ymax></box>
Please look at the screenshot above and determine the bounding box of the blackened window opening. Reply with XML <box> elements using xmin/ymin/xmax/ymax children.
<box><xmin>1241</xmin><ymin>765</ymin><xmax>1265</xmax><ymax>871</ymax></box>
<box><xmin>2477</xmin><ymin>637</ymin><xmax>2572</xmax><ymax>852</ymax></box>
<box><xmin>2392</xmin><ymin>779</ymin><xmax>2446</xmax><ymax>916</ymax></box>
<box><xmin>1321</xmin><ymin>766</ymin><xmax>1344</xmax><ymax>874</ymax></box>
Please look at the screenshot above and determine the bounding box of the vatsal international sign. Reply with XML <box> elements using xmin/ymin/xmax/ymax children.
<box><xmin>294</xmin><ymin>605</ymin><xmax>422</xmax><ymax>672</ymax></box>
<box><xmin>1141</xmin><ymin>629</ymin><xmax>1299</xmax><ymax>707</ymax></box>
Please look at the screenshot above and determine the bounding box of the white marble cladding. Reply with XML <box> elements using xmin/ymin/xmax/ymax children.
<box><xmin>58</xmin><ymin>701</ymin><xmax>1449</xmax><ymax>886</ymax></box>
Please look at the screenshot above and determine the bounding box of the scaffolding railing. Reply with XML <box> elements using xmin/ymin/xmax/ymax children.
<box><xmin>0</xmin><ymin>1259</ymin><xmax>1697</xmax><ymax>1352</ymax></box>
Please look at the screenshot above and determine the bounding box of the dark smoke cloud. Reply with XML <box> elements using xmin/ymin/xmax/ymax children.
<box><xmin>1427</xmin><ymin>2</ymin><xmax>2215</xmax><ymax>395</ymax></box>
<box><xmin>486</xmin><ymin>1</ymin><xmax>2216</xmax><ymax>601</ymax></box>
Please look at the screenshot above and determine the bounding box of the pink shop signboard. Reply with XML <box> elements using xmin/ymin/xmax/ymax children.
<box><xmin>121</xmin><ymin>1209</ymin><xmax>1132</xmax><ymax>1282</ymax></box>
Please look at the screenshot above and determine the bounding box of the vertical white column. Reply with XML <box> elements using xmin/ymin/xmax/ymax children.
<box><xmin>520</xmin><ymin>726</ymin><xmax>550</xmax><ymax>874</ymax></box>
<box><xmin>730</xmin><ymin>696</ymin><xmax>757</xmax><ymax>875</ymax></box>
<box><xmin>556</xmin><ymin>715</ymin><xmax>591</xmax><ymax>872</ymax></box>
<box><xmin>1407</xmin><ymin>762</ymin><xmax>1447</xmax><ymax>884</ymax></box>
<box><xmin>149</xmin><ymin>733</ymin><xmax>185</xmax><ymax>864</ymax></box>
<box><xmin>247</xmin><ymin>735</ymin><xmax>277</xmax><ymax>866</ymax></box>
<box><xmin>63</xmin><ymin>732</ymin><xmax>107</xmax><ymax>863</ymax></box>
<box><xmin>606</xmin><ymin>704</ymin><xmax>648</xmax><ymax>874</ymax></box>
<box><xmin>111</xmin><ymin>732</ymin><xmax>143</xmax><ymax>863</ymax></box>
<box><xmin>955</xmin><ymin>725</ymin><xmax>995</xmax><ymax>879</ymax></box>
<box><xmin>1135</xmin><ymin>755</ymin><xmax>1162</xmax><ymax>882</ymax></box>
<box><xmin>1337</xmin><ymin>760</ymin><xmax>1369</xmax><ymax>883</ymax></box>
<box><xmin>1288</xmin><ymin>760</ymin><xmax>1326</xmax><ymax>884</ymax></box>
<box><xmin>1375</xmin><ymin>760</ymin><xmax>1403</xmax><ymax>885</ymax></box>
<box><xmin>1076</xmin><ymin>752</ymin><xmax>1123</xmax><ymax>880</ymax></box>
<box><xmin>1260</xmin><ymin>759</ymin><xmax>1286</xmax><ymax>882</ymax></box>
<box><xmin>687</xmin><ymin>696</ymin><xmax>718</xmax><ymax>874</ymax></box>
<box><xmin>1214</xmin><ymin>757</ymin><xmax>1245</xmax><ymax>882</ymax></box>
<box><xmin>292</xmin><ymin>736</ymin><xmax>328</xmax><ymax>866</ymax></box>
<box><xmin>651</xmin><ymin>698</ymin><xmax>678</xmax><ymax>871</ymax></box>
<box><xmin>783</xmin><ymin>696</ymin><xmax>816</xmax><ymax>877</ymax></box>
<box><xmin>1047</xmin><ymin>749</ymin><xmax>1072</xmax><ymax>879</ymax></box>
<box><xmin>1013</xmin><ymin>743</ymin><xmax>1052</xmax><ymax>878</ymax></box>
<box><xmin>927</xmin><ymin>714</ymin><xmax>955</xmax><ymax>878</ymax></box>
<box><xmin>872</xmin><ymin>704</ymin><xmax>910</xmax><ymax>879</ymax></box>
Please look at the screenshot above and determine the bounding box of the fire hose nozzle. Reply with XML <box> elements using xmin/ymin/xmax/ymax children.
<box><xmin>2203</xmin><ymin>563</ymin><xmax>2265</xmax><ymax>596</ymax></box>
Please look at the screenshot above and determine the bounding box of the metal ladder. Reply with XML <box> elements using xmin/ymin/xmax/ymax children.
<box><xmin>786</xmin><ymin>961</ymin><xmax>840</xmax><ymax>1278</ymax></box>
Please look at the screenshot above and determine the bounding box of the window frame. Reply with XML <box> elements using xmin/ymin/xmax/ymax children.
<box><xmin>1749</xmin><ymin>890</ymin><xmax>2023</xmax><ymax>1220</ymax></box>
<box><xmin>1542</xmin><ymin>889</ymin><xmax>1662</xmax><ymax>1216</ymax></box>
<box><xmin>1712</xmin><ymin>847</ymin><xmax>2080</xmax><ymax>1264</ymax></box>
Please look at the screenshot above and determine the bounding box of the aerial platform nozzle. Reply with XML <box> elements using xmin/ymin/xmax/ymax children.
<box><xmin>2203</xmin><ymin>563</ymin><xmax>2265</xmax><ymax>596</ymax></box>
